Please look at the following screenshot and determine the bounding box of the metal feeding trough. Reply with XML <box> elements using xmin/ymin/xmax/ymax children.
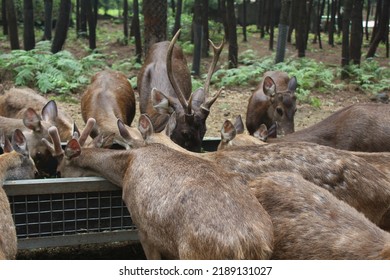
<box><xmin>3</xmin><ymin>138</ymin><xmax>221</xmax><ymax>250</ymax></box>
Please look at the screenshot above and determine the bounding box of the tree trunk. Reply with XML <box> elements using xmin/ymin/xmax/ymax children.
<box><xmin>275</xmin><ymin>0</ymin><xmax>291</xmax><ymax>63</ymax></box>
<box><xmin>2</xmin><ymin>0</ymin><xmax>8</xmax><ymax>35</ymax></box>
<box><xmin>143</xmin><ymin>0</ymin><xmax>167</xmax><ymax>55</ymax></box>
<box><xmin>192</xmin><ymin>0</ymin><xmax>202</xmax><ymax>76</ymax></box>
<box><xmin>296</xmin><ymin>0</ymin><xmax>306</xmax><ymax>57</ymax></box>
<box><xmin>51</xmin><ymin>0</ymin><xmax>71</xmax><ymax>53</ymax></box>
<box><xmin>79</xmin><ymin>0</ymin><xmax>87</xmax><ymax>36</ymax></box>
<box><xmin>85</xmin><ymin>0</ymin><xmax>96</xmax><ymax>50</ymax></box>
<box><xmin>23</xmin><ymin>0</ymin><xmax>35</xmax><ymax>50</ymax></box>
<box><xmin>5</xmin><ymin>0</ymin><xmax>19</xmax><ymax>49</ymax></box>
<box><xmin>201</xmin><ymin>0</ymin><xmax>209</xmax><ymax>57</ymax></box>
<box><xmin>365</xmin><ymin>0</ymin><xmax>371</xmax><ymax>41</ymax></box>
<box><xmin>123</xmin><ymin>0</ymin><xmax>129</xmax><ymax>44</ymax></box>
<box><xmin>341</xmin><ymin>0</ymin><xmax>353</xmax><ymax>79</ymax></box>
<box><xmin>242</xmin><ymin>0</ymin><xmax>247</xmax><ymax>42</ymax></box>
<box><xmin>328</xmin><ymin>0</ymin><xmax>336</xmax><ymax>46</ymax></box>
<box><xmin>226</xmin><ymin>0</ymin><xmax>238</xmax><ymax>68</ymax></box>
<box><xmin>172</xmin><ymin>0</ymin><xmax>182</xmax><ymax>36</ymax></box>
<box><xmin>350</xmin><ymin>0</ymin><xmax>363</xmax><ymax>65</ymax></box>
<box><xmin>131</xmin><ymin>0</ymin><xmax>142</xmax><ymax>63</ymax></box>
<box><xmin>220</xmin><ymin>0</ymin><xmax>229</xmax><ymax>40</ymax></box>
<box><xmin>43</xmin><ymin>0</ymin><xmax>53</xmax><ymax>40</ymax></box>
<box><xmin>366</xmin><ymin>0</ymin><xmax>389</xmax><ymax>58</ymax></box>
<box><xmin>268</xmin><ymin>0</ymin><xmax>274</xmax><ymax>50</ymax></box>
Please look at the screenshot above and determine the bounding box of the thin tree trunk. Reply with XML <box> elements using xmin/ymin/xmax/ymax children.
<box><xmin>80</xmin><ymin>0</ymin><xmax>87</xmax><ymax>36</ymax></box>
<box><xmin>296</xmin><ymin>0</ymin><xmax>306</xmax><ymax>57</ymax></box>
<box><xmin>51</xmin><ymin>0</ymin><xmax>71</xmax><ymax>53</ymax></box>
<box><xmin>172</xmin><ymin>0</ymin><xmax>182</xmax><ymax>36</ymax></box>
<box><xmin>5</xmin><ymin>0</ymin><xmax>19</xmax><ymax>49</ymax></box>
<box><xmin>192</xmin><ymin>0</ymin><xmax>202</xmax><ymax>76</ymax></box>
<box><xmin>23</xmin><ymin>0</ymin><xmax>35</xmax><ymax>50</ymax></box>
<box><xmin>2</xmin><ymin>0</ymin><xmax>8</xmax><ymax>35</ymax></box>
<box><xmin>123</xmin><ymin>0</ymin><xmax>129</xmax><ymax>44</ymax></box>
<box><xmin>328</xmin><ymin>0</ymin><xmax>336</xmax><ymax>46</ymax></box>
<box><xmin>221</xmin><ymin>0</ymin><xmax>229</xmax><ymax>40</ymax></box>
<box><xmin>201</xmin><ymin>0</ymin><xmax>209</xmax><ymax>57</ymax></box>
<box><xmin>86</xmin><ymin>0</ymin><xmax>96</xmax><ymax>50</ymax></box>
<box><xmin>131</xmin><ymin>0</ymin><xmax>142</xmax><ymax>63</ymax></box>
<box><xmin>366</xmin><ymin>0</ymin><xmax>389</xmax><ymax>58</ymax></box>
<box><xmin>242</xmin><ymin>0</ymin><xmax>247</xmax><ymax>42</ymax></box>
<box><xmin>268</xmin><ymin>0</ymin><xmax>274</xmax><ymax>50</ymax></box>
<box><xmin>350</xmin><ymin>0</ymin><xmax>363</xmax><ymax>65</ymax></box>
<box><xmin>226</xmin><ymin>0</ymin><xmax>238</xmax><ymax>68</ymax></box>
<box><xmin>341</xmin><ymin>0</ymin><xmax>353</xmax><ymax>79</ymax></box>
<box><xmin>43</xmin><ymin>0</ymin><xmax>53</xmax><ymax>40</ymax></box>
<box><xmin>275</xmin><ymin>0</ymin><xmax>291</xmax><ymax>63</ymax></box>
<box><xmin>365</xmin><ymin>0</ymin><xmax>371</xmax><ymax>41</ymax></box>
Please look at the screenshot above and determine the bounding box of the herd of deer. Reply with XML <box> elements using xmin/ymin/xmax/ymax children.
<box><xmin>1</xmin><ymin>30</ymin><xmax>390</xmax><ymax>260</ymax></box>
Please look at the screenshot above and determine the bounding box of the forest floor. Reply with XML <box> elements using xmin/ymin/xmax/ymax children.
<box><xmin>52</xmin><ymin>19</ymin><xmax>389</xmax><ymax>138</ymax></box>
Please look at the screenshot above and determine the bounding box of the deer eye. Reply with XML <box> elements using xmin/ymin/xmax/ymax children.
<box><xmin>276</xmin><ymin>107</ymin><xmax>284</xmax><ymax>116</ymax></box>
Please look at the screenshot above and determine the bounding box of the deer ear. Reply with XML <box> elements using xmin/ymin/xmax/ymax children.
<box><xmin>42</xmin><ymin>100</ymin><xmax>58</xmax><ymax>122</ymax></box>
<box><xmin>220</xmin><ymin>120</ymin><xmax>236</xmax><ymax>143</ymax></box>
<box><xmin>64</xmin><ymin>139</ymin><xmax>81</xmax><ymax>159</ymax></box>
<box><xmin>23</xmin><ymin>108</ymin><xmax>42</xmax><ymax>132</ymax></box>
<box><xmin>233</xmin><ymin>115</ymin><xmax>245</xmax><ymax>134</ymax></box>
<box><xmin>288</xmin><ymin>76</ymin><xmax>298</xmax><ymax>92</ymax></box>
<box><xmin>138</xmin><ymin>114</ymin><xmax>154</xmax><ymax>140</ymax></box>
<box><xmin>152</xmin><ymin>88</ymin><xmax>174</xmax><ymax>114</ymax></box>
<box><xmin>190</xmin><ymin>88</ymin><xmax>206</xmax><ymax>111</ymax></box>
<box><xmin>1</xmin><ymin>130</ymin><xmax>13</xmax><ymax>153</ymax></box>
<box><xmin>12</xmin><ymin>129</ymin><xmax>29</xmax><ymax>156</ymax></box>
<box><xmin>163</xmin><ymin>112</ymin><xmax>177</xmax><ymax>137</ymax></box>
<box><xmin>263</xmin><ymin>76</ymin><xmax>276</xmax><ymax>97</ymax></box>
<box><xmin>253</xmin><ymin>124</ymin><xmax>268</xmax><ymax>142</ymax></box>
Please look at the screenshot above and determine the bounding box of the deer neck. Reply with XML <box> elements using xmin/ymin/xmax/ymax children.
<box><xmin>70</xmin><ymin>149</ymin><xmax>132</xmax><ymax>187</ymax></box>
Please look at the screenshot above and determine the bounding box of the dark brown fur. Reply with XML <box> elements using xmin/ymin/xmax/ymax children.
<box><xmin>81</xmin><ymin>70</ymin><xmax>142</xmax><ymax>148</ymax></box>
<box><xmin>271</xmin><ymin>103</ymin><xmax>390</xmax><ymax>152</ymax></box>
<box><xmin>246</xmin><ymin>71</ymin><xmax>297</xmax><ymax>137</ymax></box>
<box><xmin>249</xmin><ymin>172</ymin><xmax>390</xmax><ymax>260</ymax></box>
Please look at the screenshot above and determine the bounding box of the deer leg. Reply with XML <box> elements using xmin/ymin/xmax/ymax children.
<box><xmin>138</xmin><ymin>231</ymin><xmax>161</xmax><ymax>260</ymax></box>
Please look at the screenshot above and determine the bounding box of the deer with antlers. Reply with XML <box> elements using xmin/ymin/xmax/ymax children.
<box><xmin>137</xmin><ymin>30</ymin><xmax>224</xmax><ymax>152</ymax></box>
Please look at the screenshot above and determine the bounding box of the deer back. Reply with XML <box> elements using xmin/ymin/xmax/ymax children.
<box><xmin>272</xmin><ymin>103</ymin><xmax>390</xmax><ymax>152</ymax></box>
<box><xmin>249</xmin><ymin>172</ymin><xmax>390</xmax><ymax>259</ymax></box>
<box><xmin>246</xmin><ymin>71</ymin><xmax>297</xmax><ymax>137</ymax></box>
<box><xmin>51</xmin><ymin>123</ymin><xmax>274</xmax><ymax>259</ymax></box>
<box><xmin>0</xmin><ymin>87</ymin><xmax>73</xmax><ymax>140</ymax></box>
<box><xmin>81</xmin><ymin>70</ymin><xmax>141</xmax><ymax>148</ymax></box>
<box><xmin>210</xmin><ymin>142</ymin><xmax>390</xmax><ymax>228</ymax></box>
<box><xmin>138</xmin><ymin>30</ymin><xmax>223</xmax><ymax>152</ymax></box>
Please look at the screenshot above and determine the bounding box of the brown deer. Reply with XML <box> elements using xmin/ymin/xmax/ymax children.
<box><xmin>269</xmin><ymin>103</ymin><xmax>390</xmax><ymax>152</ymax></box>
<box><xmin>218</xmin><ymin>115</ymin><xmax>267</xmax><ymax>150</ymax></box>
<box><xmin>246</xmin><ymin>71</ymin><xmax>297</xmax><ymax>137</ymax></box>
<box><xmin>0</xmin><ymin>129</ymin><xmax>37</xmax><ymax>260</ymax></box>
<box><xmin>249</xmin><ymin>172</ymin><xmax>390</xmax><ymax>260</ymax></box>
<box><xmin>0</xmin><ymin>105</ymin><xmax>60</xmax><ymax>177</ymax></box>
<box><xmin>43</xmin><ymin>122</ymin><xmax>274</xmax><ymax>260</ymax></box>
<box><xmin>81</xmin><ymin>69</ymin><xmax>143</xmax><ymax>149</ymax></box>
<box><xmin>137</xmin><ymin>30</ymin><xmax>223</xmax><ymax>152</ymax></box>
<box><xmin>125</xmin><ymin>114</ymin><xmax>390</xmax><ymax>230</ymax></box>
<box><xmin>0</xmin><ymin>87</ymin><xmax>73</xmax><ymax>141</ymax></box>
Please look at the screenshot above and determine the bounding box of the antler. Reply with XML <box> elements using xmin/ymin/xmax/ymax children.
<box><xmin>203</xmin><ymin>39</ymin><xmax>224</xmax><ymax>98</ymax></box>
<box><xmin>166</xmin><ymin>29</ymin><xmax>191</xmax><ymax>115</ymax></box>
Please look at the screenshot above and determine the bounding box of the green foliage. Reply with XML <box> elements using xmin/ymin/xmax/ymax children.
<box><xmin>340</xmin><ymin>59</ymin><xmax>390</xmax><ymax>95</ymax></box>
<box><xmin>0</xmin><ymin>41</ymin><xmax>106</xmax><ymax>94</ymax></box>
